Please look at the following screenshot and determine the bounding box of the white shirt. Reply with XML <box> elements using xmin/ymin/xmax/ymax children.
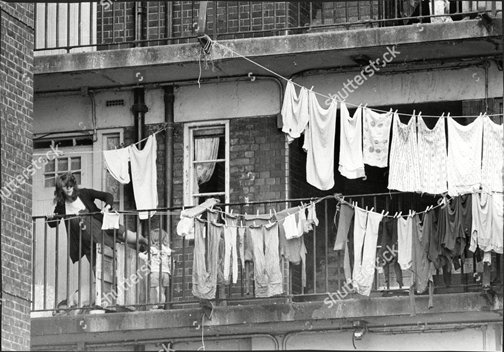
<box><xmin>65</xmin><ymin>197</ymin><xmax>86</xmax><ymax>215</ymax></box>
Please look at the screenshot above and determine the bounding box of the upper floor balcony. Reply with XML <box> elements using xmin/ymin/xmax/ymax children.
<box><xmin>32</xmin><ymin>1</ymin><xmax>503</xmax><ymax>93</ymax></box>
<box><xmin>34</xmin><ymin>1</ymin><xmax>502</xmax><ymax>55</ymax></box>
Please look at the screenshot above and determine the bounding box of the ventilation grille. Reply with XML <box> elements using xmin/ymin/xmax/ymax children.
<box><xmin>105</xmin><ymin>99</ymin><xmax>125</xmax><ymax>107</ymax></box>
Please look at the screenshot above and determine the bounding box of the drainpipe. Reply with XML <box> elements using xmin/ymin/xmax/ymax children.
<box><xmin>163</xmin><ymin>86</ymin><xmax>174</xmax><ymax>242</ymax></box>
<box><xmin>131</xmin><ymin>88</ymin><xmax>148</xmax><ymax>148</ymax></box>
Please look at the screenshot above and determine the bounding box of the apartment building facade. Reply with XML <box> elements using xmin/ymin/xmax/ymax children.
<box><xmin>2</xmin><ymin>1</ymin><xmax>503</xmax><ymax>350</ymax></box>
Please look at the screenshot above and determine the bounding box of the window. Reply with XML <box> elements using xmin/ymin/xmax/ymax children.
<box><xmin>44</xmin><ymin>156</ymin><xmax>82</xmax><ymax>188</ymax></box>
<box><xmin>184</xmin><ymin>121</ymin><xmax>229</xmax><ymax>206</ymax></box>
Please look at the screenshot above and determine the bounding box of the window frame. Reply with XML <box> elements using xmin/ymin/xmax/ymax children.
<box><xmin>183</xmin><ymin>120</ymin><xmax>230</xmax><ymax>207</ymax></box>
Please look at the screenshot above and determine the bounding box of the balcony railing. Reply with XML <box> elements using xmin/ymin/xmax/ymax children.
<box><xmin>34</xmin><ymin>1</ymin><xmax>502</xmax><ymax>55</ymax></box>
<box><xmin>31</xmin><ymin>193</ymin><xmax>503</xmax><ymax>317</ymax></box>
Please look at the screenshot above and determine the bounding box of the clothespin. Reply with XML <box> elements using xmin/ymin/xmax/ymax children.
<box><xmin>365</xmin><ymin>206</ymin><xmax>368</xmax><ymax>211</ymax></box>
<box><xmin>393</xmin><ymin>212</ymin><xmax>398</xmax><ymax>218</ymax></box>
<box><xmin>397</xmin><ymin>211</ymin><xmax>402</xmax><ymax>218</ymax></box>
<box><xmin>412</xmin><ymin>110</ymin><xmax>416</xmax><ymax>117</ymax></box>
<box><xmin>384</xmin><ymin>211</ymin><xmax>389</xmax><ymax>217</ymax></box>
<box><xmin>363</xmin><ymin>103</ymin><xmax>368</xmax><ymax>109</ymax></box>
<box><xmin>310</xmin><ymin>86</ymin><xmax>314</xmax><ymax>91</ymax></box>
<box><xmin>380</xmin><ymin>209</ymin><xmax>385</xmax><ymax>216</ymax></box>
<box><xmin>240</xmin><ymin>220</ymin><xmax>244</xmax><ymax>227</ymax></box>
<box><xmin>370</xmin><ymin>207</ymin><xmax>374</xmax><ymax>213</ymax></box>
<box><xmin>273</xmin><ymin>209</ymin><xmax>277</xmax><ymax>218</ymax></box>
<box><xmin>256</xmin><ymin>209</ymin><xmax>259</xmax><ymax>216</ymax></box>
<box><xmin>230</xmin><ymin>209</ymin><xmax>233</xmax><ymax>215</ymax></box>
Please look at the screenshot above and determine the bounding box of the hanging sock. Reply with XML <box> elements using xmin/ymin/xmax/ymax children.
<box><xmin>446</xmin><ymin>114</ymin><xmax>483</xmax><ymax>196</ymax></box>
<box><xmin>362</xmin><ymin>107</ymin><xmax>393</xmax><ymax>168</ymax></box>
<box><xmin>303</xmin><ymin>91</ymin><xmax>337</xmax><ymax>190</ymax></box>
<box><xmin>281</xmin><ymin>80</ymin><xmax>310</xmax><ymax>143</ymax></box>
<box><xmin>103</xmin><ymin>147</ymin><xmax>131</xmax><ymax>184</ymax></box>
<box><xmin>129</xmin><ymin>135</ymin><xmax>158</xmax><ymax>219</ymax></box>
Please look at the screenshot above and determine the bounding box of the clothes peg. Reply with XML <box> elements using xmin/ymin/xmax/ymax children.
<box><xmin>256</xmin><ymin>209</ymin><xmax>259</xmax><ymax>216</ymax></box>
<box><xmin>369</xmin><ymin>207</ymin><xmax>374</xmax><ymax>213</ymax></box>
<box><xmin>230</xmin><ymin>209</ymin><xmax>233</xmax><ymax>215</ymax></box>
<box><xmin>310</xmin><ymin>86</ymin><xmax>314</xmax><ymax>91</ymax></box>
<box><xmin>384</xmin><ymin>211</ymin><xmax>389</xmax><ymax>217</ymax></box>
<box><xmin>393</xmin><ymin>212</ymin><xmax>398</xmax><ymax>218</ymax></box>
<box><xmin>363</xmin><ymin>103</ymin><xmax>368</xmax><ymax>108</ymax></box>
<box><xmin>412</xmin><ymin>110</ymin><xmax>416</xmax><ymax>117</ymax></box>
<box><xmin>397</xmin><ymin>211</ymin><xmax>402</xmax><ymax>218</ymax></box>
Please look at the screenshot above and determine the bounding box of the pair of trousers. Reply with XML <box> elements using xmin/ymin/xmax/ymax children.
<box><xmin>223</xmin><ymin>226</ymin><xmax>239</xmax><ymax>284</ymax></box>
<box><xmin>192</xmin><ymin>218</ymin><xmax>221</xmax><ymax>299</ymax></box>
<box><xmin>352</xmin><ymin>208</ymin><xmax>383</xmax><ymax>296</ymax></box>
<box><xmin>249</xmin><ymin>222</ymin><xmax>284</xmax><ymax>297</ymax></box>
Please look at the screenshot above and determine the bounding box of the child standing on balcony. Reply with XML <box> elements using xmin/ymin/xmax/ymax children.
<box><xmin>139</xmin><ymin>229</ymin><xmax>173</xmax><ymax>310</ymax></box>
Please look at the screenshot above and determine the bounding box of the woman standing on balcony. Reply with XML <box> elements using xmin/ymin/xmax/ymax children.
<box><xmin>46</xmin><ymin>172</ymin><xmax>149</xmax><ymax>268</ymax></box>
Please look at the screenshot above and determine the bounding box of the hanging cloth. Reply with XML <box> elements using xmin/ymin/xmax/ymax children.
<box><xmin>481</xmin><ymin>115</ymin><xmax>504</xmax><ymax>193</ymax></box>
<box><xmin>339</xmin><ymin>102</ymin><xmax>365</xmax><ymax>179</ymax></box>
<box><xmin>417</xmin><ymin>116</ymin><xmax>448</xmax><ymax>194</ymax></box>
<box><xmin>411</xmin><ymin>213</ymin><xmax>433</xmax><ymax>294</ymax></box>
<box><xmin>281</xmin><ymin>80</ymin><xmax>310</xmax><ymax>143</ymax></box>
<box><xmin>103</xmin><ymin>147</ymin><xmax>131</xmax><ymax>184</ymax></box>
<box><xmin>303</xmin><ymin>91</ymin><xmax>337</xmax><ymax>190</ymax></box>
<box><xmin>388</xmin><ymin>113</ymin><xmax>420</xmax><ymax>192</ymax></box>
<box><xmin>397</xmin><ymin>216</ymin><xmax>413</xmax><ymax>270</ymax></box>
<box><xmin>446</xmin><ymin>115</ymin><xmax>483</xmax><ymax>196</ymax></box>
<box><xmin>129</xmin><ymin>135</ymin><xmax>158</xmax><ymax>219</ymax></box>
<box><xmin>362</xmin><ymin>107</ymin><xmax>393</xmax><ymax>168</ymax></box>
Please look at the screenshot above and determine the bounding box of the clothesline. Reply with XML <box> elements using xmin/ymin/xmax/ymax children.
<box><xmin>210</xmin><ymin>39</ymin><xmax>504</xmax><ymax>120</ymax></box>
<box><xmin>334</xmin><ymin>193</ymin><xmax>452</xmax><ymax>219</ymax></box>
<box><xmin>32</xmin><ymin>124</ymin><xmax>168</xmax><ymax>157</ymax></box>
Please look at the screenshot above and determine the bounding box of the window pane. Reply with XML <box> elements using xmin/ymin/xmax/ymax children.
<box><xmin>57</xmin><ymin>158</ymin><xmax>68</xmax><ymax>171</ymax></box>
<box><xmin>45</xmin><ymin>159</ymin><xmax>55</xmax><ymax>173</ymax></box>
<box><xmin>44</xmin><ymin>175</ymin><xmax>55</xmax><ymax>188</ymax></box>
<box><xmin>73</xmin><ymin>172</ymin><xmax>81</xmax><ymax>185</ymax></box>
<box><xmin>196</xmin><ymin>161</ymin><xmax>225</xmax><ymax>194</ymax></box>
<box><xmin>71</xmin><ymin>157</ymin><xmax>81</xmax><ymax>171</ymax></box>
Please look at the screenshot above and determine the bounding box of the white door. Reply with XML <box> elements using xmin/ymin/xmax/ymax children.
<box><xmin>32</xmin><ymin>146</ymin><xmax>93</xmax><ymax>313</ymax></box>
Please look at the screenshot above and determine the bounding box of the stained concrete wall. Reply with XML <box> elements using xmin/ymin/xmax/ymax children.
<box><xmin>33</xmin><ymin>62</ymin><xmax>502</xmax><ymax>135</ymax></box>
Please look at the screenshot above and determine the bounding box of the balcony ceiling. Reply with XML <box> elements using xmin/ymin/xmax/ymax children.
<box><xmin>33</xmin><ymin>19</ymin><xmax>503</xmax><ymax>93</ymax></box>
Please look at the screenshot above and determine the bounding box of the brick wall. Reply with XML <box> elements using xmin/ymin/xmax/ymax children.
<box><xmin>0</xmin><ymin>2</ymin><xmax>35</xmax><ymax>351</ymax></box>
<box><xmin>97</xmin><ymin>1</ymin><xmax>312</xmax><ymax>47</ymax></box>
<box><xmin>168</xmin><ymin>115</ymin><xmax>287</xmax><ymax>301</ymax></box>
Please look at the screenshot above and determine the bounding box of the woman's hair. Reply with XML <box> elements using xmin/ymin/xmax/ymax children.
<box><xmin>54</xmin><ymin>173</ymin><xmax>79</xmax><ymax>204</ymax></box>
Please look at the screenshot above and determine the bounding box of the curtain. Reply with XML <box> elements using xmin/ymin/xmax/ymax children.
<box><xmin>193</xmin><ymin>137</ymin><xmax>220</xmax><ymax>196</ymax></box>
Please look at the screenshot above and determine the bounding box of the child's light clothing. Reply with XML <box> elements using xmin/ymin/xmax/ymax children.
<box><xmin>139</xmin><ymin>245</ymin><xmax>173</xmax><ymax>275</ymax></box>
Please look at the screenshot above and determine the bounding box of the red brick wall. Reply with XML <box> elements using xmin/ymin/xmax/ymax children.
<box><xmin>0</xmin><ymin>2</ymin><xmax>35</xmax><ymax>350</ymax></box>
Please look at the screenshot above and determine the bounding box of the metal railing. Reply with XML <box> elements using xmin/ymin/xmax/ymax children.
<box><xmin>33</xmin><ymin>1</ymin><xmax>502</xmax><ymax>54</ymax></box>
<box><xmin>31</xmin><ymin>193</ymin><xmax>502</xmax><ymax>316</ymax></box>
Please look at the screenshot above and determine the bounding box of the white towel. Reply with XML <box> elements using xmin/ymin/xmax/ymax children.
<box><xmin>447</xmin><ymin>115</ymin><xmax>483</xmax><ymax>196</ymax></box>
<box><xmin>129</xmin><ymin>135</ymin><xmax>158</xmax><ymax>219</ymax></box>
<box><xmin>101</xmin><ymin>212</ymin><xmax>120</xmax><ymax>230</ymax></box>
<box><xmin>339</xmin><ymin>102</ymin><xmax>365</xmax><ymax>179</ymax></box>
<box><xmin>281</xmin><ymin>80</ymin><xmax>309</xmax><ymax>143</ymax></box>
<box><xmin>417</xmin><ymin>116</ymin><xmax>448</xmax><ymax>194</ymax></box>
<box><xmin>103</xmin><ymin>147</ymin><xmax>131</xmax><ymax>184</ymax></box>
<box><xmin>481</xmin><ymin>115</ymin><xmax>503</xmax><ymax>194</ymax></box>
<box><xmin>303</xmin><ymin>91</ymin><xmax>337</xmax><ymax>190</ymax></box>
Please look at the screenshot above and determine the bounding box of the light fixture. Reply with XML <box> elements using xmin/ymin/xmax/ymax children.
<box><xmin>353</xmin><ymin>327</ymin><xmax>367</xmax><ymax>340</ymax></box>
<box><xmin>352</xmin><ymin>320</ymin><xmax>367</xmax><ymax>341</ymax></box>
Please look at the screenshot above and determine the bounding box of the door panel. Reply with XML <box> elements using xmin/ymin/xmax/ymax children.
<box><xmin>32</xmin><ymin>146</ymin><xmax>93</xmax><ymax>311</ymax></box>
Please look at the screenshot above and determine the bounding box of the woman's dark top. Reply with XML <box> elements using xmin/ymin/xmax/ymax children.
<box><xmin>47</xmin><ymin>188</ymin><xmax>114</xmax><ymax>263</ymax></box>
